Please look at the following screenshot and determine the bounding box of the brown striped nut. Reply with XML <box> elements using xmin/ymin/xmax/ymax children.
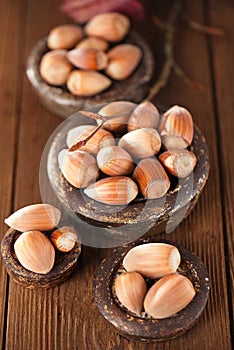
<box><xmin>97</xmin><ymin>146</ymin><xmax>134</xmax><ymax>176</ymax></box>
<box><xmin>118</xmin><ymin>128</ymin><xmax>161</xmax><ymax>159</ymax></box>
<box><xmin>133</xmin><ymin>158</ymin><xmax>170</xmax><ymax>199</ymax></box>
<box><xmin>47</xmin><ymin>24</ymin><xmax>83</xmax><ymax>49</ymax></box>
<box><xmin>144</xmin><ymin>274</ymin><xmax>196</xmax><ymax>319</ymax></box>
<box><xmin>60</xmin><ymin>150</ymin><xmax>99</xmax><ymax>188</ymax></box>
<box><xmin>67</xmin><ymin>48</ymin><xmax>108</xmax><ymax>70</ymax></box>
<box><xmin>84</xmin><ymin>176</ymin><xmax>138</xmax><ymax>205</ymax></box>
<box><xmin>114</xmin><ymin>272</ymin><xmax>147</xmax><ymax>315</ymax></box>
<box><xmin>128</xmin><ymin>101</ymin><xmax>160</xmax><ymax>132</ymax></box>
<box><xmin>67</xmin><ymin>70</ymin><xmax>112</xmax><ymax>96</ymax></box>
<box><xmin>4</xmin><ymin>204</ymin><xmax>61</xmax><ymax>232</ymax></box>
<box><xmin>50</xmin><ymin>227</ymin><xmax>77</xmax><ymax>253</ymax></box>
<box><xmin>159</xmin><ymin>105</ymin><xmax>194</xmax><ymax>146</ymax></box>
<box><xmin>66</xmin><ymin>125</ymin><xmax>115</xmax><ymax>155</ymax></box>
<box><xmin>159</xmin><ymin>149</ymin><xmax>197</xmax><ymax>178</ymax></box>
<box><xmin>76</xmin><ymin>36</ymin><xmax>109</xmax><ymax>51</ymax></box>
<box><xmin>14</xmin><ymin>230</ymin><xmax>55</xmax><ymax>274</ymax></box>
<box><xmin>85</xmin><ymin>12</ymin><xmax>130</xmax><ymax>42</ymax></box>
<box><xmin>40</xmin><ymin>50</ymin><xmax>73</xmax><ymax>86</ymax></box>
<box><xmin>123</xmin><ymin>243</ymin><xmax>181</xmax><ymax>279</ymax></box>
<box><xmin>98</xmin><ymin>101</ymin><xmax>136</xmax><ymax>132</ymax></box>
<box><xmin>105</xmin><ymin>44</ymin><xmax>142</xmax><ymax>80</ymax></box>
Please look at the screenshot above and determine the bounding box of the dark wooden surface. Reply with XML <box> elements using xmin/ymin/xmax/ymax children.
<box><xmin>0</xmin><ymin>0</ymin><xmax>233</xmax><ymax>349</ymax></box>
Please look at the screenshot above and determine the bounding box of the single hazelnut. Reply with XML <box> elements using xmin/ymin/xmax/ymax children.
<box><xmin>40</xmin><ymin>50</ymin><xmax>73</xmax><ymax>86</ymax></box>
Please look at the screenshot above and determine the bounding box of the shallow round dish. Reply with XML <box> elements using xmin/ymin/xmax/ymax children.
<box><xmin>1</xmin><ymin>228</ymin><xmax>81</xmax><ymax>289</ymax></box>
<box><xmin>93</xmin><ymin>237</ymin><xmax>210</xmax><ymax>342</ymax></box>
<box><xmin>26</xmin><ymin>30</ymin><xmax>154</xmax><ymax>119</ymax></box>
<box><xmin>42</xmin><ymin>103</ymin><xmax>209</xmax><ymax>248</ymax></box>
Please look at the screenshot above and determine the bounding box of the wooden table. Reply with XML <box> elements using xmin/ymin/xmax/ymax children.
<box><xmin>0</xmin><ymin>0</ymin><xmax>233</xmax><ymax>349</ymax></box>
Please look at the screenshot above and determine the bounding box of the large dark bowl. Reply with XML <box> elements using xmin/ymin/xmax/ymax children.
<box><xmin>26</xmin><ymin>31</ymin><xmax>154</xmax><ymax>119</ymax></box>
<box><xmin>40</xmin><ymin>104</ymin><xmax>209</xmax><ymax>248</ymax></box>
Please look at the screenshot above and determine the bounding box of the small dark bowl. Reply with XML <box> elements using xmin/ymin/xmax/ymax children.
<box><xmin>26</xmin><ymin>31</ymin><xmax>154</xmax><ymax>119</ymax></box>
<box><xmin>1</xmin><ymin>228</ymin><xmax>81</xmax><ymax>289</ymax></box>
<box><xmin>42</xmin><ymin>104</ymin><xmax>209</xmax><ymax>247</ymax></box>
<box><xmin>93</xmin><ymin>237</ymin><xmax>210</xmax><ymax>342</ymax></box>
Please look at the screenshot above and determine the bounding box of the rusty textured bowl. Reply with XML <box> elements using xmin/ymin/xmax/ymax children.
<box><xmin>93</xmin><ymin>237</ymin><xmax>210</xmax><ymax>342</ymax></box>
<box><xmin>1</xmin><ymin>228</ymin><xmax>81</xmax><ymax>289</ymax></box>
<box><xmin>26</xmin><ymin>31</ymin><xmax>154</xmax><ymax>119</ymax></box>
<box><xmin>42</xmin><ymin>103</ymin><xmax>209</xmax><ymax>247</ymax></box>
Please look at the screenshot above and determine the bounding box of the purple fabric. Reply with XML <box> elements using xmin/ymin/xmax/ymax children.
<box><xmin>61</xmin><ymin>0</ymin><xmax>145</xmax><ymax>23</ymax></box>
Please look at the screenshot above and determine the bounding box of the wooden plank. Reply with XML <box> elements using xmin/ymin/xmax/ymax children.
<box><xmin>120</xmin><ymin>0</ymin><xmax>231</xmax><ymax>349</ymax></box>
<box><xmin>4</xmin><ymin>0</ymin><xmax>68</xmax><ymax>349</ymax></box>
<box><xmin>155</xmin><ymin>0</ymin><xmax>232</xmax><ymax>348</ymax></box>
<box><xmin>0</xmin><ymin>0</ymin><xmax>24</xmax><ymax>348</ymax></box>
<box><xmin>3</xmin><ymin>1</ymin><xmax>232</xmax><ymax>350</ymax></box>
<box><xmin>207</xmin><ymin>0</ymin><xmax>234</xmax><ymax>343</ymax></box>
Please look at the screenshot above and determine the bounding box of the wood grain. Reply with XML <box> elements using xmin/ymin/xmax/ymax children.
<box><xmin>0</xmin><ymin>0</ymin><xmax>233</xmax><ymax>349</ymax></box>
<box><xmin>207</xmin><ymin>0</ymin><xmax>234</xmax><ymax>342</ymax></box>
<box><xmin>0</xmin><ymin>0</ymin><xmax>24</xmax><ymax>348</ymax></box>
<box><xmin>157</xmin><ymin>1</ymin><xmax>232</xmax><ymax>347</ymax></box>
<box><xmin>4</xmin><ymin>0</ymin><xmax>66</xmax><ymax>349</ymax></box>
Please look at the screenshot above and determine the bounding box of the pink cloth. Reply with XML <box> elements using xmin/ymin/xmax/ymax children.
<box><xmin>61</xmin><ymin>0</ymin><xmax>145</xmax><ymax>23</ymax></box>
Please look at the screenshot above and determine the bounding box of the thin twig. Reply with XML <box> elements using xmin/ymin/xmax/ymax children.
<box><xmin>152</xmin><ymin>15</ymin><xmax>165</xmax><ymax>29</ymax></box>
<box><xmin>147</xmin><ymin>0</ymin><xmax>210</xmax><ymax>101</ymax></box>
<box><xmin>146</xmin><ymin>56</ymin><xmax>174</xmax><ymax>101</ymax></box>
<box><xmin>68</xmin><ymin>123</ymin><xmax>104</xmax><ymax>152</ymax></box>
<box><xmin>182</xmin><ymin>13</ymin><xmax>225</xmax><ymax>36</ymax></box>
<box><xmin>68</xmin><ymin>111</ymin><xmax>125</xmax><ymax>152</ymax></box>
<box><xmin>146</xmin><ymin>0</ymin><xmax>182</xmax><ymax>101</ymax></box>
<box><xmin>173</xmin><ymin>62</ymin><xmax>205</xmax><ymax>90</ymax></box>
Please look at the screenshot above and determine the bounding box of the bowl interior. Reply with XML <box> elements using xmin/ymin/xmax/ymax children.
<box><xmin>45</xmin><ymin>103</ymin><xmax>209</xmax><ymax>230</ymax></box>
<box><xmin>26</xmin><ymin>31</ymin><xmax>155</xmax><ymax>118</ymax></box>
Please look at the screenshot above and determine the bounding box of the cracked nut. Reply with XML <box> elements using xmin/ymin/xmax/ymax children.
<box><xmin>50</xmin><ymin>226</ymin><xmax>77</xmax><ymax>253</ymax></box>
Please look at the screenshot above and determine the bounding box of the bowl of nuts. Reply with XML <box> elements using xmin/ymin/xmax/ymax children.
<box><xmin>42</xmin><ymin>100</ymin><xmax>209</xmax><ymax>247</ymax></box>
<box><xmin>1</xmin><ymin>204</ymin><xmax>81</xmax><ymax>289</ymax></box>
<box><xmin>26</xmin><ymin>12</ymin><xmax>154</xmax><ymax>118</ymax></box>
<box><xmin>93</xmin><ymin>237</ymin><xmax>210</xmax><ymax>342</ymax></box>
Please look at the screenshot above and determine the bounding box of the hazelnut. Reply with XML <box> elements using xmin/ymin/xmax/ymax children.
<box><xmin>47</xmin><ymin>24</ymin><xmax>83</xmax><ymax>49</ymax></box>
<box><xmin>40</xmin><ymin>50</ymin><xmax>73</xmax><ymax>86</ymax></box>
